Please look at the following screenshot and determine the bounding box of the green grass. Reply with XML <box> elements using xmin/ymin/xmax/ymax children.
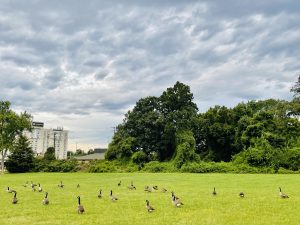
<box><xmin>0</xmin><ymin>173</ymin><xmax>299</xmax><ymax>225</ymax></box>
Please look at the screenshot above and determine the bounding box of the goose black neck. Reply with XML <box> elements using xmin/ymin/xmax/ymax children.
<box><xmin>45</xmin><ymin>193</ymin><xmax>48</xmax><ymax>198</ymax></box>
<box><xmin>14</xmin><ymin>192</ymin><xmax>17</xmax><ymax>197</ymax></box>
<box><xmin>110</xmin><ymin>190</ymin><xmax>112</xmax><ymax>195</ymax></box>
<box><xmin>78</xmin><ymin>197</ymin><xmax>81</xmax><ymax>205</ymax></box>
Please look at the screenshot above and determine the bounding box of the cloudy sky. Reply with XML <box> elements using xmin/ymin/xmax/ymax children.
<box><xmin>0</xmin><ymin>0</ymin><xmax>299</xmax><ymax>151</ymax></box>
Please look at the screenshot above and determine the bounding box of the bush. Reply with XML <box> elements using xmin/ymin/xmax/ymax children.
<box><xmin>89</xmin><ymin>160</ymin><xmax>139</xmax><ymax>173</ymax></box>
<box><xmin>142</xmin><ymin>161</ymin><xmax>175</xmax><ymax>172</ymax></box>
<box><xmin>33</xmin><ymin>159</ymin><xmax>78</xmax><ymax>172</ymax></box>
<box><xmin>173</xmin><ymin>130</ymin><xmax>198</xmax><ymax>168</ymax></box>
<box><xmin>132</xmin><ymin>151</ymin><xmax>148</xmax><ymax>165</ymax></box>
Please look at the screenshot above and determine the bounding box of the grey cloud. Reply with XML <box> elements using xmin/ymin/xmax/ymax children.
<box><xmin>0</xmin><ymin>0</ymin><xmax>300</xmax><ymax>148</ymax></box>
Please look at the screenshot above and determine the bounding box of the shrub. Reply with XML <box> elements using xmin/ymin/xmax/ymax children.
<box><xmin>33</xmin><ymin>159</ymin><xmax>78</xmax><ymax>172</ymax></box>
<box><xmin>142</xmin><ymin>161</ymin><xmax>175</xmax><ymax>172</ymax></box>
<box><xmin>132</xmin><ymin>151</ymin><xmax>148</xmax><ymax>165</ymax></box>
<box><xmin>173</xmin><ymin>130</ymin><xmax>198</xmax><ymax>168</ymax></box>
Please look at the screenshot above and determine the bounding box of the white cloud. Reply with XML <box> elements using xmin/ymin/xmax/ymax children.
<box><xmin>0</xmin><ymin>0</ymin><xmax>299</xmax><ymax>150</ymax></box>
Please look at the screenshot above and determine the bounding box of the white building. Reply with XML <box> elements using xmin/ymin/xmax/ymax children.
<box><xmin>24</xmin><ymin>122</ymin><xmax>68</xmax><ymax>159</ymax></box>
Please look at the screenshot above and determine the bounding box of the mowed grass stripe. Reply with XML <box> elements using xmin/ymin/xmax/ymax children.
<box><xmin>0</xmin><ymin>173</ymin><xmax>299</xmax><ymax>225</ymax></box>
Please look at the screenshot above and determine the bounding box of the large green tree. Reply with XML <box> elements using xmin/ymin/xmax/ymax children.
<box><xmin>0</xmin><ymin>101</ymin><xmax>32</xmax><ymax>173</ymax></box>
<box><xmin>106</xmin><ymin>82</ymin><xmax>198</xmax><ymax>162</ymax></box>
<box><xmin>4</xmin><ymin>135</ymin><xmax>35</xmax><ymax>173</ymax></box>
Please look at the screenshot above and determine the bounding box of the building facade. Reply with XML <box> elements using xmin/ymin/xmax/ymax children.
<box><xmin>24</xmin><ymin>122</ymin><xmax>68</xmax><ymax>159</ymax></box>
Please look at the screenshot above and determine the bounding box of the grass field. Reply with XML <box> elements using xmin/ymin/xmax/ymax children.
<box><xmin>0</xmin><ymin>173</ymin><xmax>299</xmax><ymax>225</ymax></box>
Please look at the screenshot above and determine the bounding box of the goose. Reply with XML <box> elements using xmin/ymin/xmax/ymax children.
<box><xmin>43</xmin><ymin>192</ymin><xmax>49</xmax><ymax>205</ymax></box>
<box><xmin>77</xmin><ymin>196</ymin><xmax>85</xmax><ymax>214</ymax></box>
<box><xmin>279</xmin><ymin>187</ymin><xmax>289</xmax><ymax>198</ymax></box>
<box><xmin>31</xmin><ymin>181</ymin><xmax>37</xmax><ymax>188</ymax></box>
<box><xmin>128</xmin><ymin>181</ymin><xmax>136</xmax><ymax>190</ymax></box>
<box><xmin>144</xmin><ymin>186</ymin><xmax>152</xmax><ymax>192</ymax></box>
<box><xmin>145</xmin><ymin>200</ymin><xmax>155</xmax><ymax>212</ymax></box>
<box><xmin>110</xmin><ymin>190</ymin><xmax>118</xmax><ymax>201</ymax></box>
<box><xmin>172</xmin><ymin>195</ymin><xmax>183</xmax><ymax>207</ymax></box>
<box><xmin>118</xmin><ymin>181</ymin><xmax>121</xmax><ymax>186</ymax></box>
<box><xmin>239</xmin><ymin>192</ymin><xmax>245</xmax><ymax>198</ymax></box>
<box><xmin>98</xmin><ymin>189</ymin><xmax>102</xmax><ymax>199</ymax></box>
<box><xmin>7</xmin><ymin>187</ymin><xmax>16</xmax><ymax>193</ymax></box>
<box><xmin>171</xmin><ymin>191</ymin><xmax>179</xmax><ymax>200</ymax></box>
<box><xmin>212</xmin><ymin>187</ymin><xmax>217</xmax><ymax>196</ymax></box>
<box><xmin>58</xmin><ymin>181</ymin><xmax>64</xmax><ymax>188</ymax></box>
<box><xmin>12</xmin><ymin>192</ymin><xmax>18</xmax><ymax>204</ymax></box>
<box><xmin>161</xmin><ymin>188</ymin><xmax>168</xmax><ymax>193</ymax></box>
<box><xmin>38</xmin><ymin>183</ymin><xmax>43</xmax><ymax>192</ymax></box>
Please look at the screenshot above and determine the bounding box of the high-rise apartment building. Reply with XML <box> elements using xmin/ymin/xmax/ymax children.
<box><xmin>24</xmin><ymin>122</ymin><xmax>68</xmax><ymax>159</ymax></box>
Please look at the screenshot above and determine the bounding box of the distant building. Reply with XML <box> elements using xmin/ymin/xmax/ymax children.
<box><xmin>24</xmin><ymin>122</ymin><xmax>68</xmax><ymax>159</ymax></box>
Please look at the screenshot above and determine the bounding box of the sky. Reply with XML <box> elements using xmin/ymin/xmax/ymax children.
<box><xmin>0</xmin><ymin>0</ymin><xmax>299</xmax><ymax>151</ymax></box>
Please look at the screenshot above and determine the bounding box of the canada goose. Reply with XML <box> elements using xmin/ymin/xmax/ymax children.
<box><xmin>58</xmin><ymin>181</ymin><xmax>64</xmax><ymax>188</ymax></box>
<box><xmin>31</xmin><ymin>181</ymin><xmax>37</xmax><ymax>188</ymax></box>
<box><xmin>161</xmin><ymin>188</ymin><xmax>167</xmax><ymax>193</ymax></box>
<box><xmin>239</xmin><ymin>192</ymin><xmax>245</xmax><ymax>198</ymax></box>
<box><xmin>43</xmin><ymin>192</ymin><xmax>49</xmax><ymax>205</ymax></box>
<box><xmin>98</xmin><ymin>189</ymin><xmax>102</xmax><ymax>198</ymax></box>
<box><xmin>110</xmin><ymin>190</ymin><xmax>118</xmax><ymax>201</ymax></box>
<box><xmin>7</xmin><ymin>187</ymin><xmax>16</xmax><ymax>193</ymax></box>
<box><xmin>145</xmin><ymin>200</ymin><xmax>155</xmax><ymax>212</ymax></box>
<box><xmin>128</xmin><ymin>181</ymin><xmax>136</xmax><ymax>190</ymax></box>
<box><xmin>38</xmin><ymin>183</ymin><xmax>43</xmax><ymax>192</ymax></box>
<box><xmin>212</xmin><ymin>187</ymin><xmax>217</xmax><ymax>196</ymax></box>
<box><xmin>279</xmin><ymin>187</ymin><xmax>289</xmax><ymax>198</ymax></box>
<box><xmin>12</xmin><ymin>192</ymin><xmax>18</xmax><ymax>204</ymax></box>
<box><xmin>77</xmin><ymin>184</ymin><xmax>80</xmax><ymax>188</ymax></box>
<box><xmin>118</xmin><ymin>181</ymin><xmax>121</xmax><ymax>186</ymax></box>
<box><xmin>171</xmin><ymin>191</ymin><xmax>179</xmax><ymax>200</ymax></box>
<box><xmin>144</xmin><ymin>186</ymin><xmax>152</xmax><ymax>192</ymax></box>
<box><xmin>77</xmin><ymin>196</ymin><xmax>85</xmax><ymax>214</ymax></box>
<box><xmin>172</xmin><ymin>195</ymin><xmax>183</xmax><ymax>207</ymax></box>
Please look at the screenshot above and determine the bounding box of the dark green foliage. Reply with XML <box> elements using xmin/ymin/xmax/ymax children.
<box><xmin>33</xmin><ymin>159</ymin><xmax>78</xmax><ymax>172</ymax></box>
<box><xmin>132</xmin><ymin>151</ymin><xmax>148</xmax><ymax>165</ymax></box>
<box><xmin>173</xmin><ymin>130</ymin><xmax>198</xmax><ymax>168</ymax></box>
<box><xmin>107</xmin><ymin>82</ymin><xmax>198</xmax><ymax>162</ymax></box>
<box><xmin>5</xmin><ymin>135</ymin><xmax>35</xmax><ymax>173</ymax></box>
<box><xmin>106</xmin><ymin>80</ymin><xmax>300</xmax><ymax>170</ymax></box>
<box><xmin>44</xmin><ymin>147</ymin><xmax>56</xmax><ymax>161</ymax></box>
<box><xmin>88</xmin><ymin>160</ymin><xmax>139</xmax><ymax>173</ymax></box>
<box><xmin>0</xmin><ymin>101</ymin><xmax>32</xmax><ymax>172</ymax></box>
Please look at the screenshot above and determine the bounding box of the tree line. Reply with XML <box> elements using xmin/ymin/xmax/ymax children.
<box><xmin>106</xmin><ymin>77</ymin><xmax>300</xmax><ymax>170</ymax></box>
<box><xmin>0</xmin><ymin>76</ymin><xmax>299</xmax><ymax>173</ymax></box>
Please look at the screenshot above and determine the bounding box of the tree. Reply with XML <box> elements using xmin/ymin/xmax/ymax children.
<box><xmin>4</xmin><ymin>135</ymin><xmax>35</xmax><ymax>173</ymax></box>
<box><xmin>87</xmin><ymin>149</ymin><xmax>94</xmax><ymax>154</ymax></box>
<box><xmin>291</xmin><ymin>75</ymin><xmax>300</xmax><ymax>97</ymax></box>
<box><xmin>107</xmin><ymin>82</ymin><xmax>199</xmax><ymax>162</ymax></box>
<box><xmin>74</xmin><ymin>149</ymin><xmax>85</xmax><ymax>156</ymax></box>
<box><xmin>0</xmin><ymin>101</ymin><xmax>32</xmax><ymax>173</ymax></box>
<box><xmin>44</xmin><ymin>147</ymin><xmax>56</xmax><ymax>161</ymax></box>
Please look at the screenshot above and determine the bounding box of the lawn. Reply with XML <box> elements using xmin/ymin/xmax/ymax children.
<box><xmin>0</xmin><ymin>173</ymin><xmax>299</xmax><ymax>225</ymax></box>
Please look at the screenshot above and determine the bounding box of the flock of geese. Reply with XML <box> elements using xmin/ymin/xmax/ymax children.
<box><xmin>5</xmin><ymin>181</ymin><xmax>290</xmax><ymax>214</ymax></box>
